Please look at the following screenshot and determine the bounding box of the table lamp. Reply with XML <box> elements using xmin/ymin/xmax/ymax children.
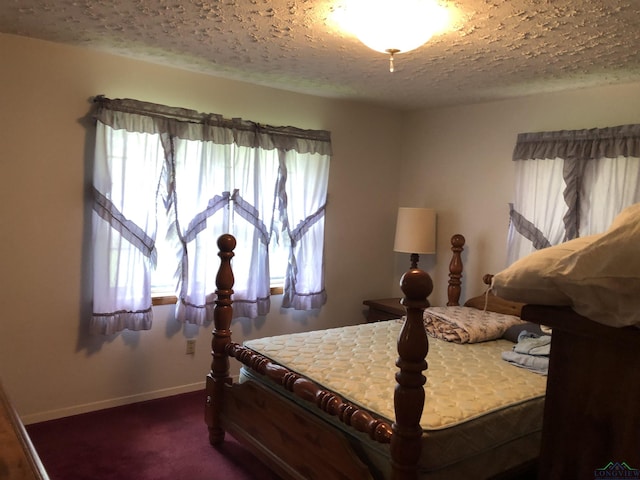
<box><xmin>393</xmin><ymin>207</ymin><xmax>436</xmax><ymax>269</ymax></box>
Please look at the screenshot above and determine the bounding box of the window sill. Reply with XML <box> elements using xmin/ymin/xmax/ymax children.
<box><xmin>152</xmin><ymin>295</ymin><xmax>178</xmax><ymax>306</ymax></box>
<box><xmin>152</xmin><ymin>286</ymin><xmax>283</xmax><ymax>306</ymax></box>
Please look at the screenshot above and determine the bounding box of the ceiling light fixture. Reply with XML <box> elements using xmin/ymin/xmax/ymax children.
<box><xmin>339</xmin><ymin>0</ymin><xmax>450</xmax><ymax>72</ymax></box>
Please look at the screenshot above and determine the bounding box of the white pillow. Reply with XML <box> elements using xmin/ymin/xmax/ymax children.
<box><xmin>491</xmin><ymin>235</ymin><xmax>600</xmax><ymax>305</ymax></box>
<box><xmin>546</xmin><ymin>203</ymin><xmax>640</xmax><ymax>327</ymax></box>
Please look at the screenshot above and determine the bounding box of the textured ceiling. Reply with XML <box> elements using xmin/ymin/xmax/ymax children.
<box><xmin>2</xmin><ymin>0</ymin><xmax>640</xmax><ymax>111</ymax></box>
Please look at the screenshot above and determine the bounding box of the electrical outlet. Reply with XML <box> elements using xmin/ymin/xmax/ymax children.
<box><xmin>186</xmin><ymin>339</ymin><xmax>196</xmax><ymax>355</ymax></box>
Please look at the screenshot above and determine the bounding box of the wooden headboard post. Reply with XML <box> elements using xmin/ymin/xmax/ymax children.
<box><xmin>391</xmin><ymin>267</ymin><xmax>432</xmax><ymax>480</ymax></box>
<box><xmin>447</xmin><ymin>234</ymin><xmax>465</xmax><ymax>306</ymax></box>
<box><xmin>205</xmin><ymin>234</ymin><xmax>236</xmax><ymax>446</ymax></box>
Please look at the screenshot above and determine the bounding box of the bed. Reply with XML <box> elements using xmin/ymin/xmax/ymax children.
<box><xmin>205</xmin><ymin>233</ymin><xmax>547</xmax><ymax>480</ymax></box>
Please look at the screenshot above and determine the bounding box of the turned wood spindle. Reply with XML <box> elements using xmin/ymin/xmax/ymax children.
<box><xmin>447</xmin><ymin>234</ymin><xmax>465</xmax><ymax>306</ymax></box>
<box><xmin>391</xmin><ymin>266</ymin><xmax>432</xmax><ymax>480</ymax></box>
<box><xmin>206</xmin><ymin>234</ymin><xmax>236</xmax><ymax>446</ymax></box>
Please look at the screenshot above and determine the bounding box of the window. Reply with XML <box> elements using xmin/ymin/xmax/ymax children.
<box><xmin>90</xmin><ymin>97</ymin><xmax>331</xmax><ymax>335</ymax></box>
<box><xmin>507</xmin><ymin>124</ymin><xmax>640</xmax><ymax>264</ymax></box>
<box><xmin>150</xmin><ymin>178</ymin><xmax>289</xmax><ymax>297</ymax></box>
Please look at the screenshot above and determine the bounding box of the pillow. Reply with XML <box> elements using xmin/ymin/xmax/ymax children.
<box><xmin>491</xmin><ymin>234</ymin><xmax>601</xmax><ymax>305</ymax></box>
<box><xmin>545</xmin><ymin>203</ymin><xmax>640</xmax><ymax>327</ymax></box>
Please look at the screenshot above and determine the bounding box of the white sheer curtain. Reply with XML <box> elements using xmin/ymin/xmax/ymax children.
<box><xmin>580</xmin><ymin>156</ymin><xmax>640</xmax><ymax>233</ymax></box>
<box><xmin>507</xmin><ymin>124</ymin><xmax>640</xmax><ymax>265</ymax></box>
<box><xmin>170</xmin><ymin>134</ymin><xmax>234</xmax><ymax>326</ymax></box>
<box><xmin>281</xmin><ymin>148</ymin><xmax>331</xmax><ymax>309</ymax></box>
<box><xmin>211</xmin><ymin>137</ymin><xmax>281</xmax><ymax>321</ymax></box>
<box><xmin>90</xmin><ymin>97</ymin><xmax>332</xmax><ymax>334</ymax></box>
<box><xmin>91</xmin><ymin>120</ymin><xmax>167</xmax><ymax>335</ymax></box>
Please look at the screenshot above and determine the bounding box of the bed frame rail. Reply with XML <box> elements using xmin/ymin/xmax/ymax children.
<box><xmin>225</xmin><ymin>342</ymin><xmax>393</xmax><ymax>442</ymax></box>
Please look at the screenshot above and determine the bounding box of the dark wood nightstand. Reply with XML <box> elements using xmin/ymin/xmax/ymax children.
<box><xmin>362</xmin><ymin>298</ymin><xmax>405</xmax><ymax>322</ymax></box>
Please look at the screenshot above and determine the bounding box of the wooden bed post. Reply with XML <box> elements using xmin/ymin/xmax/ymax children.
<box><xmin>447</xmin><ymin>234</ymin><xmax>465</xmax><ymax>306</ymax></box>
<box><xmin>391</xmin><ymin>266</ymin><xmax>432</xmax><ymax>480</ymax></box>
<box><xmin>205</xmin><ymin>234</ymin><xmax>236</xmax><ymax>446</ymax></box>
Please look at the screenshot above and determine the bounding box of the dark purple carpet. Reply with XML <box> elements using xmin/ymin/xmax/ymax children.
<box><xmin>26</xmin><ymin>390</ymin><xmax>281</xmax><ymax>480</ymax></box>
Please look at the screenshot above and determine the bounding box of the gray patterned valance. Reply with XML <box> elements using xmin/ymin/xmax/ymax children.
<box><xmin>513</xmin><ymin>124</ymin><xmax>640</xmax><ymax>161</ymax></box>
<box><xmin>92</xmin><ymin>95</ymin><xmax>332</xmax><ymax>156</ymax></box>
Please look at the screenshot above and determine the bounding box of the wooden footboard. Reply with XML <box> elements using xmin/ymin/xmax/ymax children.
<box><xmin>225</xmin><ymin>342</ymin><xmax>393</xmax><ymax>443</ymax></box>
<box><xmin>207</xmin><ymin>339</ymin><xmax>392</xmax><ymax>479</ymax></box>
<box><xmin>211</xmin><ymin>378</ymin><xmax>379</xmax><ymax>480</ymax></box>
<box><xmin>206</xmin><ymin>233</ymin><xmax>433</xmax><ymax>480</ymax></box>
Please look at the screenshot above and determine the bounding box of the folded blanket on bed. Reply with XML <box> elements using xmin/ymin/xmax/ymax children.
<box><xmin>423</xmin><ymin>306</ymin><xmax>526</xmax><ymax>344</ymax></box>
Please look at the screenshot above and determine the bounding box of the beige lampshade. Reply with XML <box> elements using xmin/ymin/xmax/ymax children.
<box><xmin>393</xmin><ymin>208</ymin><xmax>436</xmax><ymax>254</ymax></box>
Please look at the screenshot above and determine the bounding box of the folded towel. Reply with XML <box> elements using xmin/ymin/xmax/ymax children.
<box><xmin>501</xmin><ymin>351</ymin><xmax>549</xmax><ymax>375</ymax></box>
<box><xmin>513</xmin><ymin>331</ymin><xmax>552</xmax><ymax>356</ymax></box>
<box><xmin>502</xmin><ymin>331</ymin><xmax>551</xmax><ymax>375</ymax></box>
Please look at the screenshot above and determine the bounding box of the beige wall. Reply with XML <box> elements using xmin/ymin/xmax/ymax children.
<box><xmin>3</xmin><ymin>33</ymin><xmax>640</xmax><ymax>423</ymax></box>
<box><xmin>0</xmin><ymin>34</ymin><xmax>402</xmax><ymax>422</ymax></box>
<box><xmin>397</xmin><ymin>83</ymin><xmax>640</xmax><ymax>305</ymax></box>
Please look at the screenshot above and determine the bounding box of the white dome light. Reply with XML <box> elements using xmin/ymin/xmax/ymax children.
<box><xmin>335</xmin><ymin>0</ymin><xmax>451</xmax><ymax>71</ymax></box>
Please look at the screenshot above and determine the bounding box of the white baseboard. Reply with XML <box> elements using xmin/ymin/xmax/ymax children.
<box><xmin>22</xmin><ymin>381</ymin><xmax>206</xmax><ymax>425</ymax></box>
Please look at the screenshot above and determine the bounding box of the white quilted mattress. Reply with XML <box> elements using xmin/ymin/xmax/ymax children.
<box><xmin>242</xmin><ymin>319</ymin><xmax>547</xmax><ymax>474</ymax></box>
